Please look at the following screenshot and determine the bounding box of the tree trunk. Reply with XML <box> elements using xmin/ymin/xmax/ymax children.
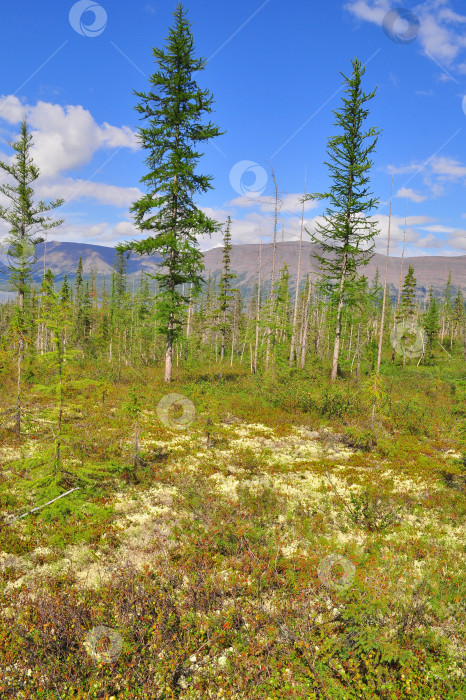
<box><xmin>289</xmin><ymin>173</ymin><xmax>306</xmax><ymax>367</ymax></box>
<box><xmin>265</xmin><ymin>169</ymin><xmax>279</xmax><ymax>371</ymax></box>
<box><xmin>376</xmin><ymin>176</ymin><xmax>393</xmax><ymax>375</ymax></box>
<box><xmin>15</xmin><ymin>287</ymin><xmax>25</xmax><ymax>436</ymax></box>
<box><xmin>165</xmin><ymin>323</ymin><xmax>174</xmax><ymax>383</ymax></box>
<box><xmin>254</xmin><ymin>243</ymin><xmax>262</xmax><ymax>374</ymax></box>
<box><xmin>300</xmin><ymin>274</ymin><xmax>312</xmax><ymax>370</ymax></box>
<box><xmin>331</xmin><ymin>251</ymin><xmax>348</xmax><ymax>382</ymax></box>
<box><xmin>392</xmin><ymin>207</ymin><xmax>407</xmax><ymax>363</ymax></box>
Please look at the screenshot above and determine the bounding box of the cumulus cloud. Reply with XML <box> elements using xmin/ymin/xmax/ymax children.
<box><xmin>196</xmin><ymin>195</ymin><xmax>465</xmax><ymax>256</ymax></box>
<box><xmin>29</xmin><ymin>220</ymin><xmax>141</xmax><ymax>248</ymax></box>
<box><xmin>396</xmin><ymin>187</ymin><xmax>427</xmax><ymax>203</ymax></box>
<box><xmin>387</xmin><ymin>154</ymin><xmax>466</xmax><ymax>202</ymax></box>
<box><xmin>420</xmin><ymin>224</ymin><xmax>455</xmax><ymax>233</ymax></box>
<box><xmin>229</xmin><ymin>192</ymin><xmax>319</xmax><ymax>214</ymax></box>
<box><xmin>0</xmin><ymin>95</ymin><xmax>140</xmax><ymax>212</ymax></box>
<box><xmin>345</xmin><ymin>0</ymin><xmax>466</xmax><ymax>70</ymax></box>
<box><xmin>0</xmin><ymin>95</ymin><xmax>138</xmax><ymax>179</ymax></box>
<box><xmin>36</xmin><ymin>177</ymin><xmax>141</xmax><ymax>208</ymax></box>
<box><xmin>447</xmin><ymin>231</ymin><xmax>466</xmax><ymax>250</ymax></box>
<box><xmin>430</xmin><ymin>156</ymin><xmax>466</xmax><ymax>179</ymax></box>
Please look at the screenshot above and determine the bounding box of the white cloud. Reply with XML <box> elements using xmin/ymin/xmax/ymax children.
<box><xmin>430</xmin><ymin>156</ymin><xmax>466</xmax><ymax>178</ymax></box>
<box><xmin>396</xmin><ymin>187</ymin><xmax>427</xmax><ymax>203</ymax></box>
<box><xmin>446</xmin><ymin>231</ymin><xmax>466</xmax><ymax>250</ymax></box>
<box><xmin>198</xmin><ymin>197</ymin><xmax>465</xmax><ymax>257</ymax></box>
<box><xmin>35</xmin><ymin>220</ymin><xmax>140</xmax><ymax>248</ymax></box>
<box><xmin>24</xmin><ymin>206</ymin><xmax>465</xmax><ymax>258</ymax></box>
<box><xmin>0</xmin><ymin>95</ymin><xmax>26</xmax><ymax>124</ymax></box>
<box><xmin>229</xmin><ymin>193</ymin><xmax>319</xmax><ymax>214</ymax></box>
<box><xmin>388</xmin><ymin>155</ymin><xmax>466</xmax><ymax>202</ymax></box>
<box><xmin>0</xmin><ymin>95</ymin><xmax>140</xmax><ymax>211</ymax></box>
<box><xmin>345</xmin><ymin>0</ymin><xmax>466</xmax><ymax>70</ymax></box>
<box><xmin>420</xmin><ymin>224</ymin><xmax>455</xmax><ymax>233</ymax></box>
<box><xmin>36</xmin><ymin>177</ymin><xmax>141</xmax><ymax>208</ymax></box>
<box><xmin>344</xmin><ymin>0</ymin><xmax>390</xmax><ymax>25</ymax></box>
<box><xmin>0</xmin><ymin>95</ymin><xmax>138</xmax><ymax>178</ymax></box>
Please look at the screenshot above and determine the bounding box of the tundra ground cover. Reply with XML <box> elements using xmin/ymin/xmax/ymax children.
<box><xmin>0</xmin><ymin>358</ymin><xmax>464</xmax><ymax>699</ymax></box>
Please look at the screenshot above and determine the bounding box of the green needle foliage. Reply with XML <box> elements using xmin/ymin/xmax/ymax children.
<box><xmin>0</xmin><ymin>120</ymin><xmax>64</xmax><ymax>306</ymax></box>
<box><xmin>399</xmin><ymin>264</ymin><xmax>417</xmax><ymax>321</ymax></box>
<box><xmin>217</xmin><ymin>216</ymin><xmax>237</xmax><ymax>361</ymax></box>
<box><xmin>306</xmin><ymin>58</ymin><xmax>380</xmax><ymax>381</ymax></box>
<box><xmin>118</xmin><ymin>2</ymin><xmax>224</xmax><ymax>382</ymax></box>
<box><xmin>423</xmin><ymin>287</ymin><xmax>440</xmax><ymax>361</ymax></box>
<box><xmin>0</xmin><ymin>119</ymin><xmax>63</xmax><ymax>434</ymax></box>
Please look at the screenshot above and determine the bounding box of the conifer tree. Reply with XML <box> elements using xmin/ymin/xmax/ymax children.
<box><xmin>110</xmin><ymin>249</ymin><xmax>129</xmax><ymax>374</ymax></box>
<box><xmin>305</xmin><ymin>58</ymin><xmax>380</xmax><ymax>381</ymax></box>
<box><xmin>399</xmin><ymin>264</ymin><xmax>417</xmax><ymax>321</ymax></box>
<box><xmin>217</xmin><ymin>216</ymin><xmax>237</xmax><ymax>362</ymax></box>
<box><xmin>0</xmin><ymin>120</ymin><xmax>63</xmax><ymax>433</ymax></box>
<box><xmin>452</xmin><ymin>288</ymin><xmax>465</xmax><ymax>351</ymax></box>
<box><xmin>273</xmin><ymin>263</ymin><xmax>292</xmax><ymax>366</ymax></box>
<box><xmin>441</xmin><ymin>272</ymin><xmax>453</xmax><ymax>345</ymax></box>
<box><xmin>395</xmin><ymin>264</ymin><xmax>418</xmax><ymax>366</ymax></box>
<box><xmin>423</xmin><ymin>287</ymin><xmax>440</xmax><ymax>361</ymax></box>
<box><xmin>118</xmin><ymin>3</ymin><xmax>223</xmax><ymax>382</ymax></box>
<box><xmin>39</xmin><ymin>269</ymin><xmax>56</xmax><ymax>353</ymax></box>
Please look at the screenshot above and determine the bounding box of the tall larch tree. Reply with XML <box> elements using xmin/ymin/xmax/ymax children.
<box><xmin>0</xmin><ymin>120</ymin><xmax>63</xmax><ymax>434</ymax></box>
<box><xmin>118</xmin><ymin>2</ymin><xmax>223</xmax><ymax>382</ymax></box>
<box><xmin>423</xmin><ymin>287</ymin><xmax>440</xmax><ymax>361</ymax></box>
<box><xmin>305</xmin><ymin>58</ymin><xmax>380</xmax><ymax>381</ymax></box>
<box><xmin>217</xmin><ymin>216</ymin><xmax>237</xmax><ymax>362</ymax></box>
<box><xmin>399</xmin><ymin>264</ymin><xmax>417</xmax><ymax>321</ymax></box>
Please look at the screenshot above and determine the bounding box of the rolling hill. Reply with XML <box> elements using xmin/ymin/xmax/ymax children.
<box><xmin>0</xmin><ymin>240</ymin><xmax>464</xmax><ymax>299</ymax></box>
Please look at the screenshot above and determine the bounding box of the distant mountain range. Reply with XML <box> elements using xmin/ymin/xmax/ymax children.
<box><xmin>204</xmin><ymin>242</ymin><xmax>465</xmax><ymax>297</ymax></box>
<box><xmin>0</xmin><ymin>240</ymin><xmax>464</xmax><ymax>300</ymax></box>
<box><xmin>0</xmin><ymin>240</ymin><xmax>162</xmax><ymax>283</ymax></box>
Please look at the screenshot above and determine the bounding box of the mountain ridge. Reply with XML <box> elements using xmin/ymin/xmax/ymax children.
<box><xmin>0</xmin><ymin>240</ymin><xmax>464</xmax><ymax>297</ymax></box>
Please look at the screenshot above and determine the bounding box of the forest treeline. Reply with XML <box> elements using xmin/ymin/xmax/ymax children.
<box><xmin>0</xmin><ymin>1</ymin><xmax>464</xmax><ymax>425</ymax></box>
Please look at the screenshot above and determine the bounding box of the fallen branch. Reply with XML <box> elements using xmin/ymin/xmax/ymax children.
<box><xmin>0</xmin><ymin>408</ymin><xmax>16</xmax><ymax>430</ymax></box>
<box><xmin>0</xmin><ymin>408</ymin><xmax>16</xmax><ymax>417</ymax></box>
<box><xmin>437</xmin><ymin>340</ymin><xmax>452</xmax><ymax>357</ymax></box>
<box><xmin>5</xmin><ymin>487</ymin><xmax>81</xmax><ymax>526</ymax></box>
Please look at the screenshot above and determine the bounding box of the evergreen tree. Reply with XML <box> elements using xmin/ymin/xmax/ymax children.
<box><xmin>118</xmin><ymin>3</ymin><xmax>223</xmax><ymax>382</ymax></box>
<box><xmin>273</xmin><ymin>263</ymin><xmax>292</xmax><ymax>366</ymax></box>
<box><xmin>441</xmin><ymin>272</ymin><xmax>453</xmax><ymax>346</ymax></box>
<box><xmin>399</xmin><ymin>264</ymin><xmax>417</xmax><ymax>320</ymax></box>
<box><xmin>110</xmin><ymin>249</ymin><xmax>129</xmax><ymax>374</ymax></box>
<box><xmin>370</xmin><ymin>268</ymin><xmax>383</xmax><ymax>308</ymax></box>
<box><xmin>38</xmin><ymin>270</ymin><xmax>56</xmax><ymax>356</ymax></box>
<box><xmin>82</xmin><ymin>281</ymin><xmax>93</xmax><ymax>344</ymax></box>
<box><xmin>0</xmin><ymin>120</ymin><xmax>63</xmax><ymax>433</ymax></box>
<box><xmin>452</xmin><ymin>288</ymin><xmax>465</xmax><ymax>351</ymax></box>
<box><xmin>73</xmin><ymin>257</ymin><xmax>84</xmax><ymax>341</ymax></box>
<box><xmin>0</xmin><ymin>121</ymin><xmax>63</xmax><ymax>306</ymax></box>
<box><xmin>75</xmin><ymin>257</ymin><xmax>84</xmax><ymax>293</ymax></box>
<box><xmin>305</xmin><ymin>58</ymin><xmax>380</xmax><ymax>381</ymax></box>
<box><xmin>423</xmin><ymin>287</ymin><xmax>440</xmax><ymax>361</ymax></box>
<box><xmin>217</xmin><ymin>216</ymin><xmax>237</xmax><ymax>362</ymax></box>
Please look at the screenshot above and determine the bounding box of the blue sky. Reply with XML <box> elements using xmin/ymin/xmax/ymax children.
<box><xmin>0</xmin><ymin>0</ymin><xmax>465</xmax><ymax>257</ymax></box>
